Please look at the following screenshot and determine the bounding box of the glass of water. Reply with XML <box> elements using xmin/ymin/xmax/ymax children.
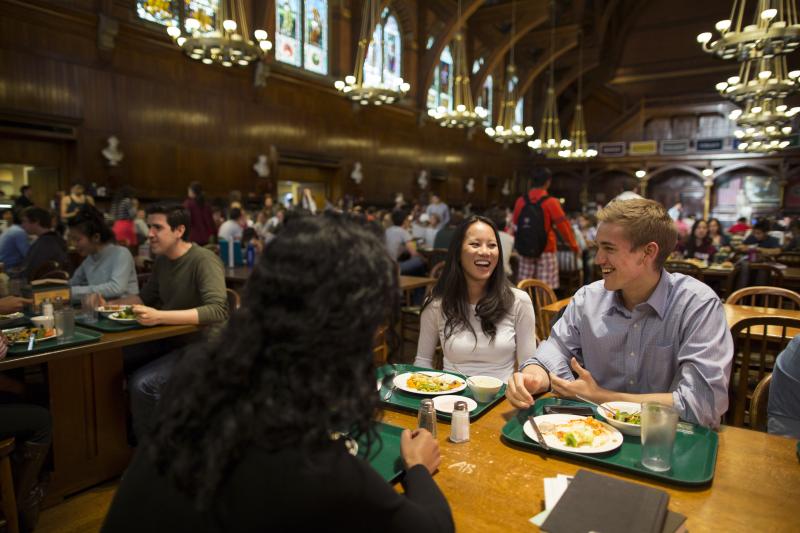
<box><xmin>640</xmin><ymin>402</ymin><xmax>679</xmax><ymax>472</ymax></box>
<box><xmin>80</xmin><ymin>293</ymin><xmax>99</xmax><ymax>323</ymax></box>
<box><xmin>54</xmin><ymin>308</ymin><xmax>75</xmax><ymax>342</ymax></box>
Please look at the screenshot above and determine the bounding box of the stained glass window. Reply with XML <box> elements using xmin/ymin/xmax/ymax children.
<box><xmin>184</xmin><ymin>0</ymin><xmax>218</xmax><ymax>34</ymax></box>
<box><xmin>137</xmin><ymin>0</ymin><xmax>178</xmax><ymax>26</ymax></box>
<box><xmin>427</xmin><ymin>45</ymin><xmax>453</xmax><ymax>111</ymax></box>
<box><xmin>275</xmin><ymin>0</ymin><xmax>328</xmax><ymax>74</ymax></box>
<box><xmin>365</xmin><ymin>9</ymin><xmax>402</xmax><ymax>88</ymax></box>
<box><xmin>515</xmin><ymin>97</ymin><xmax>524</xmax><ymax>125</ymax></box>
<box><xmin>480</xmin><ymin>75</ymin><xmax>493</xmax><ymax>126</ymax></box>
<box><xmin>276</xmin><ymin>0</ymin><xmax>302</xmax><ymax>67</ymax></box>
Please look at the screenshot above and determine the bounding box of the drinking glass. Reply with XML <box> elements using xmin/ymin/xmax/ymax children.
<box><xmin>640</xmin><ymin>402</ymin><xmax>679</xmax><ymax>472</ymax></box>
<box><xmin>80</xmin><ymin>293</ymin><xmax>99</xmax><ymax>323</ymax></box>
<box><xmin>54</xmin><ymin>308</ymin><xmax>75</xmax><ymax>342</ymax></box>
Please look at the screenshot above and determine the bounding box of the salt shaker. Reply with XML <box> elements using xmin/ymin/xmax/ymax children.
<box><xmin>449</xmin><ymin>401</ymin><xmax>470</xmax><ymax>443</ymax></box>
<box><xmin>417</xmin><ymin>399</ymin><xmax>437</xmax><ymax>438</ymax></box>
<box><xmin>41</xmin><ymin>298</ymin><xmax>54</xmax><ymax>319</ymax></box>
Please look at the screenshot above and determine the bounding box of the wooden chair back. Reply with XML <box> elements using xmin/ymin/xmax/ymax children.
<box><xmin>775</xmin><ymin>252</ymin><xmax>800</xmax><ymax>266</ymax></box>
<box><xmin>0</xmin><ymin>437</ymin><xmax>18</xmax><ymax>533</ymax></box>
<box><xmin>750</xmin><ymin>373</ymin><xmax>772</xmax><ymax>432</ymax></box>
<box><xmin>727</xmin><ymin>286</ymin><xmax>800</xmax><ymax>310</ymax></box>
<box><xmin>725</xmin><ymin>263</ymin><xmax>784</xmax><ymax>297</ymax></box>
<box><xmin>373</xmin><ymin>324</ymin><xmax>389</xmax><ymax>367</ymax></box>
<box><xmin>226</xmin><ymin>288</ymin><xmax>241</xmax><ymax>313</ymax></box>
<box><xmin>36</xmin><ymin>270</ymin><xmax>70</xmax><ymax>281</ymax></box>
<box><xmin>728</xmin><ymin>316</ymin><xmax>800</xmax><ymax>427</ymax></box>
<box><xmin>28</xmin><ymin>260</ymin><xmax>62</xmax><ymax>282</ymax></box>
<box><xmin>664</xmin><ymin>260</ymin><xmax>704</xmax><ymax>281</ymax></box>
<box><xmin>517</xmin><ymin>278</ymin><xmax>558</xmax><ymax>341</ymax></box>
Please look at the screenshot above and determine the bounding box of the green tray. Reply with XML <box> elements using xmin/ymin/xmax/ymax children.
<box><xmin>358</xmin><ymin>422</ymin><xmax>405</xmax><ymax>484</ymax></box>
<box><xmin>377</xmin><ymin>364</ymin><xmax>506</xmax><ymax>422</ymax></box>
<box><xmin>6</xmin><ymin>326</ymin><xmax>102</xmax><ymax>356</ymax></box>
<box><xmin>501</xmin><ymin>397</ymin><xmax>718</xmax><ymax>487</ymax></box>
<box><xmin>76</xmin><ymin>316</ymin><xmax>144</xmax><ymax>332</ymax></box>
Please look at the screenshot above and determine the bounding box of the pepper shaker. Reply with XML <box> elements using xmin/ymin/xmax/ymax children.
<box><xmin>449</xmin><ymin>401</ymin><xmax>470</xmax><ymax>443</ymax></box>
<box><xmin>417</xmin><ymin>399</ymin><xmax>437</xmax><ymax>438</ymax></box>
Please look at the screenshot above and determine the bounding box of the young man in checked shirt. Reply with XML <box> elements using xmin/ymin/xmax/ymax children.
<box><xmin>506</xmin><ymin>198</ymin><xmax>733</xmax><ymax>428</ymax></box>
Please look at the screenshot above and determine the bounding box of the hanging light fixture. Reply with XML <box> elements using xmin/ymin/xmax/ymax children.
<box><xmin>559</xmin><ymin>32</ymin><xmax>597</xmax><ymax>159</ymax></box>
<box><xmin>528</xmin><ymin>0</ymin><xmax>569</xmax><ymax>155</ymax></box>
<box><xmin>715</xmin><ymin>54</ymin><xmax>800</xmax><ymax>101</ymax></box>
<box><xmin>731</xmin><ymin>96</ymin><xmax>797</xmax><ymax>151</ymax></box>
<box><xmin>697</xmin><ymin>0</ymin><xmax>800</xmax><ymax>60</ymax></box>
<box><xmin>486</xmin><ymin>0</ymin><xmax>535</xmax><ymax>144</ymax></box>
<box><xmin>427</xmin><ymin>0</ymin><xmax>488</xmax><ymax>128</ymax></box>
<box><xmin>334</xmin><ymin>1</ymin><xmax>410</xmax><ymax>106</ymax></box>
<box><xmin>166</xmin><ymin>0</ymin><xmax>272</xmax><ymax>67</ymax></box>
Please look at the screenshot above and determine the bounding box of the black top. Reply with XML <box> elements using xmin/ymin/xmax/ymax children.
<box><xmin>20</xmin><ymin>231</ymin><xmax>68</xmax><ymax>280</ymax></box>
<box><xmin>103</xmin><ymin>440</ymin><xmax>454</xmax><ymax>533</ymax></box>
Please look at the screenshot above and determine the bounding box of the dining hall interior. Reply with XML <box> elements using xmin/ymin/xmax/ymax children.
<box><xmin>1</xmin><ymin>0</ymin><xmax>800</xmax><ymax>531</ymax></box>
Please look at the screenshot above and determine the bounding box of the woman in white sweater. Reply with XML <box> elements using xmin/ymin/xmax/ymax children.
<box><xmin>415</xmin><ymin>215</ymin><xmax>536</xmax><ymax>381</ymax></box>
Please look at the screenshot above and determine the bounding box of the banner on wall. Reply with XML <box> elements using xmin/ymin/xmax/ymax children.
<box><xmin>599</xmin><ymin>142</ymin><xmax>626</xmax><ymax>157</ymax></box>
<box><xmin>696</xmin><ymin>138</ymin><xmax>725</xmax><ymax>151</ymax></box>
<box><xmin>629</xmin><ymin>141</ymin><xmax>658</xmax><ymax>155</ymax></box>
<box><xmin>660</xmin><ymin>139</ymin><xmax>690</xmax><ymax>154</ymax></box>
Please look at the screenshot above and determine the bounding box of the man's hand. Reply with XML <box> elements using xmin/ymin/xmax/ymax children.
<box><xmin>550</xmin><ymin>357</ymin><xmax>606</xmax><ymax>402</ymax></box>
<box><xmin>0</xmin><ymin>296</ymin><xmax>32</xmax><ymax>315</ymax></box>
<box><xmin>505</xmin><ymin>366</ymin><xmax>549</xmax><ymax>409</ymax></box>
<box><xmin>400</xmin><ymin>429</ymin><xmax>440</xmax><ymax>475</ymax></box>
<box><xmin>132</xmin><ymin>304</ymin><xmax>163</xmax><ymax>326</ymax></box>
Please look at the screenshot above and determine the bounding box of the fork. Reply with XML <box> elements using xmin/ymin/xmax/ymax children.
<box><xmin>382</xmin><ymin>364</ymin><xmax>398</xmax><ymax>401</ymax></box>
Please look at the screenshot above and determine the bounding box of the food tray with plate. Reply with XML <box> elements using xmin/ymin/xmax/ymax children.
<box><xmin>376</xmin><ymin>364</ymin><xmax>506</xmax><ymax>422</ymax></box>
<box><xmin>357</xmin><ymin>422</ymin><xmax>405</xmax><ymax>484</ymax></box>
<box><xmin>0</xmin><ymin>312</ymin><xmax>28</xmax><ymax>329</ymax></box>
<box><xmin>5</xmin><ymin>326</ymin><xmax>102</xmax><ymax>356</ymax></box>
<box><xmin>76</xmin><ymin>316</ymin><xmax>144</xmax><ymax>332</ymax></box>
<box><xmin>500</xmin><ymin>397</ymin><xmax>718</xmax><ymax>486</ymax></box>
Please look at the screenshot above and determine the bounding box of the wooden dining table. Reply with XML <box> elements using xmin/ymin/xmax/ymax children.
<box><xmin>0</xmin><ymin>324</ymin><xmax>199</xmax><ymax>505</ymax></box>
<box><xmin>381</xmin><ymin>400</ymin><xmax>799</xmax><ymax>532</ymax></box>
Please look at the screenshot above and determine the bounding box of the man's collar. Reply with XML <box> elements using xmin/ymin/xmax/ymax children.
<box><xmin>608</xmin><ymin>270</ymin><xmax>671</xmax><ymax>319</ymax></box>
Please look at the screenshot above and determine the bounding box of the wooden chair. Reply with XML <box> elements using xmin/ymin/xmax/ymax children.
<box><xmin>400</xmin><ymin>261</ymin><xmax>445</xmax><ymax>358</ymax></box>
<box><xmin>750</xmin><ymin>373</ymin><xmax>772</xmax><ymax>432</ymax></box>
<box><xmin>373</xmin><ymin>324</ymin><xmax>389</xmax><ymax>367</ymax></box>
<box><xmin>725</xmin><ymin>263</ymin><xmax>784</xmax><ymax>299</ymax></box>
<box><xmin>728</xmin><ymin>316</ymin><xmax>800</xmax><ymax>427</ymax></box>
<box><xmin>664</xmin><ymin>260</ymin><xmax>704</xmax><ymax>282</ymax></box>
<box><xmin>0</xmin><ymin>438</ymin><xmax>19</xmax><ymax>533</ymax></box>
<box><xmin>775</xmin><ymin>252</ymin><xmax>800</xmax><ymax>266</ymax></box>
<box><xmin>727</xmin><ymin>286</ymin><xmax>800</xmax><ymax>310</ymax></box>
<box><xmin>226</xmin><ymin>288</ymin><xmax>241</xmax><ymax>312</ymax></box>
<box><xmin>35</xmin><ymin>270</ymin><xmax>70</xmax><ymax>281</ymax></box>
<box><xmin>516</xmin><ymin>278</ymin><xmax>558</xmax><ymax>342</ymax></box>
<box><xmin>28</xmin><ymin>260</ymin><xmax>62</xmax><ymax>282</ymax></box>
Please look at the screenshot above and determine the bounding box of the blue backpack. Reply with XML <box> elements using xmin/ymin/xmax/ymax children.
<box><xmin>514</xmin><ymin>194</ymin><xmax>550</xmax><ymax>258</ymax></box>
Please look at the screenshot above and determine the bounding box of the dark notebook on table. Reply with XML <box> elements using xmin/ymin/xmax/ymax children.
<box><xmin>542</xmin><ymin>469</ymin><xmax>683</xmax><ymax>533</ymax></box>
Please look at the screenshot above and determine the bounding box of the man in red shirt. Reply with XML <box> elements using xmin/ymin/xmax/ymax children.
<box><xmin>728</xmin><ymin>217</ymin><xmax>751</xmax><ymax>235</ymax></box>
<box><xmin>512</xmin><ymin>168</ymin><xmax>580</xmax><ymax>288</ymax></box>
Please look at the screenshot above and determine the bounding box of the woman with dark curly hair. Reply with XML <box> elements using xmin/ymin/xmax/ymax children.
<box><xmin>102</xmin><ymin>214</ymin><xmax>453</xmax><ymax>532</ymax></box>
<box><xmin>415</xmin><ymin>215</ymin><xmax>536</xmax><ymax>380</ymax></box>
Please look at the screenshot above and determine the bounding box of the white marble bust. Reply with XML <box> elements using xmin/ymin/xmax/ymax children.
<box><xmin>102</xmin><ymin>136</ymin><xmax>124</xmax><ymax>166</ymax></box>
<box><xmin>253</xmin><ymin>154</ymin><xmax>270</xmax><ymax>177</ymax></box>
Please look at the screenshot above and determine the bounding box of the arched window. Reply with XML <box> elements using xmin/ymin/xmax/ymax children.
<box><xmin>364</xmin><ymin>8</ymin><xmax>402</xmax><ymax>88</ymax></box>
<box><xmin>479</xmin><ymin>75</ymin><xmax>493</xmax><ymax>126</ymax></box>
<box><xmin>275</xmin><ymin>0</ymin><xmax>329</xmax><ymax>75</ymax></box>
<box><xmin>515</xmin><ymin>97</ymin><xmax>524</xmax><ymax>125</ymax></box>
<box><xmin>427</xmin><ymin>45</ymin><xmax>453</xmax><ymax>111</ymax></box>
<box><xmin>137</xmin><ymin>0</ymin><xmax>219</xmax><ymax>31</ymax></box>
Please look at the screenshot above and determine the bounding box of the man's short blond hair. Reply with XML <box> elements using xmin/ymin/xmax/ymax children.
<box><xmin>596</xmin><ymin>198</ymin><xmax>677</xmax><ymax>269</ymax></box>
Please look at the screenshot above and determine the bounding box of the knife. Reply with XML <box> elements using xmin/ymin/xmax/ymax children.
<box><xmin>528</xmin><ymin>415</ymin><xmax>549</xmax><ymax>451</ymax></box>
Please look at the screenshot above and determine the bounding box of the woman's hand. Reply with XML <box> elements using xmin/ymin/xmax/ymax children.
<box><xmin>0</xmin><ymin>296</ymin><xmax>32</xmax><ymax>315</ymax></box>
<box><xmin>400</xmin><ymin>429</ymin><xmax>440</xmax><ymax>475</ymax></box>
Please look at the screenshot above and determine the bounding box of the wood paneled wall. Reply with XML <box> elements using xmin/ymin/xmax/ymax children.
<box><xmin>0</xmin><ymin>0</ymin><xmax>532</xmax><ymax>208</ymax></box>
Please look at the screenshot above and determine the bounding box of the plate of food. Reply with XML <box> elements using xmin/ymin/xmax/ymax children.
<box><xmin>598</xmin><ymin>401</ymin><xmax>642</xmax><ymax>436</ymax></box>
<box><xmin>108</xmin><ymin>307</ymin><xmax>138</xmax><ymax>323</ymax></box>
<box><xmin>96</xmin><ymin>305</ymin><xmax>128</xmax><ymax>316</ymax></box>
<box><xmin>393</xmin><ymin>371</ymin><xmax>466</xmax><ymax>395</ymax></box>
<box><xmin>0</xmin><ymin>312</ymin><xmax>24</xmax><ymax>321</ymax></box>
<box><xmin>2</xmin><ymin>326</ymin><xmax>58</xmax><ymax>345</ymax></box>
<box><xmin>523</xmin><ymin>414</ymin><xmax>623</xmax><ymax>454</ymax></box>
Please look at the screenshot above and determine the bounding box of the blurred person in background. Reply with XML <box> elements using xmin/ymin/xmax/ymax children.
<box><xmin>111</xmin><ymin>186</ymin><xmax>138</xmax><ymax>246</ymax></box>
<box><xmin>183</xmin><ymin>181</ymin><xmax>216</xmax><ymax>246</ymax></box>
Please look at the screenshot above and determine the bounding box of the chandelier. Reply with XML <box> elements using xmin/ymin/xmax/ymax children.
<box><xmin>559</xmin><ymin>33</ymin><xmax>597</xmax><ymax>159</ymax></box>
<box><xmin>697</xmin><ymin>0</ymin><xmax>800</xmax><ymax>60</ymax></box>
<box><xmin>731</xmin><ymin>97</ymin><xmax>797</xmax><ymax>151</ymax></box>
<box><xmin>166</xmin><ymin>0</ymin><xmax>271</xmax><ymax>67</ymax></box>
<box><xmin>486</xmin><ymin>1</ymin><xmax>535</xmax><ymax>144</ymax></box>
<box><xmin>334</xmin><ymin>0</ymin><xmax>410</xmax><ymax>105</ymax></box>
<box><xmin>428</xmin><ymin>0</ymin><xmax>487</xmax><ymax>128</ymax></box>
<box><xmin>715</xmin><ymin>54</ymin><xmax>800</xmax><ymax>101</ymax></box>
<box><xmin>528</xmin><ymin>0</ymin><xmax>569</xmax><ymax>155</ymax></box>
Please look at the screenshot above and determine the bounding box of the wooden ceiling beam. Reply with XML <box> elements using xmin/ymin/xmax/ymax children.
<box><xmin>515</xmin><ymin>32</ymin><xmax>578</xmax><ymax>99</ymax></box>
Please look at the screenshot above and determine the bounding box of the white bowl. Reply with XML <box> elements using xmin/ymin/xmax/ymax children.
<box><xmin>599</xmin><ymin>401</ymin><xmax>642</xmax><ymax>436</ymax></box>
<box><xmin>30</xmin><ymin>315</ymin><xmax>54</xmax><ymax>330</ymax></box>
<box><xmin>467</xmin><ymin>375</ymin><xmax>503</xmax><ymax>403</ymax></box>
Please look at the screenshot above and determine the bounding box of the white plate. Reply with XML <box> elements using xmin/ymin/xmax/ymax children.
<box><xmin>393</xmin><ymin>371</ymin><xmax>467</xmax><ymax>396</ymax></box>
<box><xmin>0</xmin><ymin>312</ymin><xmax>24</xmax><ymax>321</ymax></box>
<box><xmin>108</xmin><ymin>312</ymin><xmax>139</xmax><ymax>323</ymax></box>
<box><xmin>523</xmin><ymin>414</ymin><xmax>624</xmax><ymax>454</ymax></box>
<box><xmin>598</xmin><ymin>401</ymin><xmax>642</xmax><ymax>436</ymax></box>
<box><xmin>2</xmin><ymin>327</ymin><xmax>58</xmax><ymax>344</ymax></box>
<box><xmin>432</xmin><ymin>395</ymin><xmax>478</xmax><ymax>414</ymax></box>
<box><xmin>96</xmin><ymin>306</ymin><xmax>127</xmax><ymax>316</ymax></box>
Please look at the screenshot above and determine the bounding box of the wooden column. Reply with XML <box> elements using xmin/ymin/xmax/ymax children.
<box><xmin>703</xmin><ymin>177</ymin><xmax>714</xmax><ymax>219</ymax></box>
